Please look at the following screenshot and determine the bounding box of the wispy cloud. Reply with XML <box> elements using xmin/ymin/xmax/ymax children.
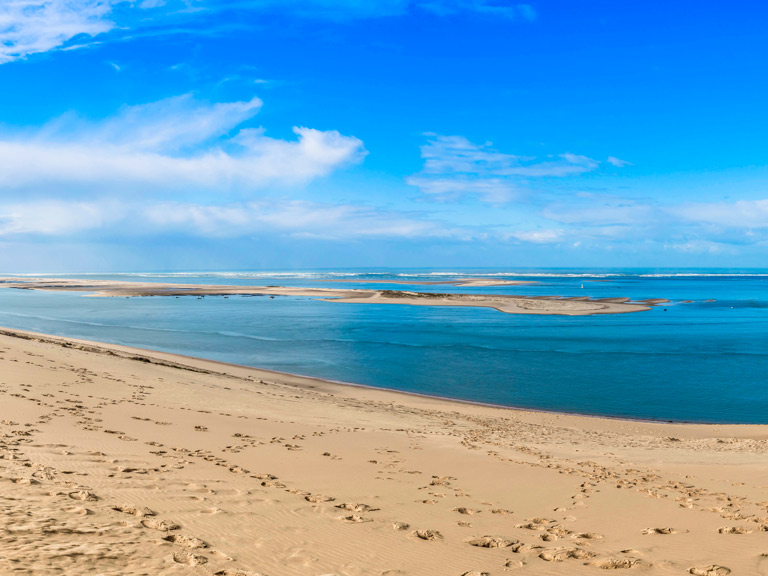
<box><xmin>143</xmin><ymin>200</ymin><xmax>444</xmax><ymax>239</ymax></box>
<box><xmin>542</xmin><ymin>195</ymin><xmax>658</xmax><ymax>226</ymax></box>
<box><xmin>533</xmin><ymin>194</ymin><xmax>768</xmax><ymax>249</ymax></box>
<box><xmin>0</xmin><ymin>0</ymin><xmax>538</xmax><ymax>65</ymax></box>
<box><xmin>201</xmin><ymin>1</ymin><xmax>536</xmax><ymax>21</ymax></box>
<box><xmin>4</xmin><ymin>192</ymin><xmax>768</xmax><ymax>253</ymax></box>
<box><xmin>419</xmin><ymin>1</ymin><xmax>535</xmax><ymax>20</ymax></box>
<box><xmin>407</xmin><ymin>134</ymin><xmax>600</xmax><ymax>203</ymax></box>
<box><xmin>505</xmin><ymin>229</ymin><xmax>563</xmax><ymax>244</ymax></box>
<box><xmin>607</xmin><ymin>156</ymin><xmax>632</xmax><ymax>167</ymax></box>
<box><xmin>0</xmin><ymin>94</ymin><xmax>366</xmax><ymax>194</ymax></box>
<box><xmin>669</xmin><ymin>199</ymin><xmax>768</xmax><ymax>229</ymax></box>
<box><xmin>0</xmin><ymin>0</ymin><xmax>118</xmax><ymax>64</ymax></box>
<box><xmin>0</xmin><ymin>199</ymin><xmax>449</xmax><ymax>240</ymax></box>
<box><xmin>0</xmin><ymin>0</ymin><xmax>544</xmax><ymax>66</ymax></box>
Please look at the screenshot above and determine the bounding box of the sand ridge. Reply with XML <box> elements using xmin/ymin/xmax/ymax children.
<box><xmin>1</xmin><ymin>328</ymin><xmax>766</xmax><ymax>575</ymax></box>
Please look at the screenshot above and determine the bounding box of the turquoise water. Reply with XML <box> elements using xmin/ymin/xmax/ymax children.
<box><xmin>1</xmin><ymin>269</ymin><xmax>766</xmax><ymax>423</ymax></box>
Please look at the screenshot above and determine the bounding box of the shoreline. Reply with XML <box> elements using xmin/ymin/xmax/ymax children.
<box><xmin>1</xmin><ymin>326</ymin><xmax>763</xmax><ymax>431</ymax></box>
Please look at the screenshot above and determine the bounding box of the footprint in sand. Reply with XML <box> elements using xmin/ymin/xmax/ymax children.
<box><xmin>338</xmin><ymin>514</ymin><xmax>372</xmax><ymax>523</ymax></box>
<box><xmin>538</xmin><ymin>548</ymin><xmax>594</xmax><ymax>562</ymax></box>
<box><xmin>305</xmin><ymin>494</ymin><xmax>335</xmax><ymax>503</ymax></box>
<box><xmin>68</xmin><ymin>490</ymin><xmax>98</xmax><ymax>501</ymax></box>
<box><xmin>689</xmin><ymin>567</ymin><xmax>731</xmax><ymax>576</ymax></box>
<box><xmin>467</xmin><ymin>536</ymin><xmax>517</xmax><ymax>548</ymax></box>
<box><xmin>454</xmin><ymin>507</ymin><xmax>479</xmax><ymax>515</ymax></box>
<box><xmin>414</xmin><ymin>529</ymin><xmax>442</xmax><ymax>541</ymax></box>
<box><xmin>65</xmin><ymin>506</ymin><xmax>93</xmax><ymax>516</ymax></box>
<box><xmin>571</xmin><ymin>532</ymin><xmax>603</xmax><ymax>540</ymax></box>
<box><xmin>201</xmin><ymin>507</ymin><xmax>224</xmax><ymax>515</ymax></box>
<box><xmin>392</xmin><ymin>521</ymin><xmax>410</xmax><ymax>531</ymax></box>
<box><xmin>12</xmin><ymin>477</ymin><xmax>38</xmax><ymax>485</ymax></box>
<box><xmin>336</xmin><ymin>502</ymin><xmax>379</xmax><ymax>513</ymax></box>
<box><xmin>718</xmin><ymin>526</ymin><xmax>752</xmax><ymax>534</ymax></box>
<box><xmin>113</xmin><ymin>504</ymin><xmax>156</xmax><ymax>517</ymax></box>
<box><xmin>172</xmin><ymin>551</ymin><xmax>208</xmax><ymax>566</ymax></box>
<box><xmin>642</xmin><ymin>527</ymin><xmax>677</xmax><ymax>535</ymax></box>
<box><xmin>251</xmin><ymin>473</ymin><xmax>277</xmax><ymax>480</ymax></box>
<box><xmin>163</xmin><ymin>534</ymin><xmax>208</xmax><ymax>549</ymax></box>
<box><xmin>142</xmin><ymin>517</ymin><xmax>180</xmax><ymax>531</ymax></box>
<box><xmin>541</xmin><ymin>533</ymin><xmax>558</xmax><ymax>542</ymax></box>
<box><xmin>516</xmin><ymin>522</ymin><xmax>547</xmax><ymax>531</ymax></box>
<box><xmin>546</xmin><ymin>525</ymin><xmax>572</xmax><ymax>536</ymax></box>
<box><xmin>588</xmin><ymin>557</ymin><xmax>642</xmax><ymax>569</ymax></box>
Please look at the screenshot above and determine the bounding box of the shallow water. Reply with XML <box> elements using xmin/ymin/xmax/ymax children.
<box><xmin>1</xmin><ymin>269</ymin><xmax>766</xmax><ymax>423</ymax></box>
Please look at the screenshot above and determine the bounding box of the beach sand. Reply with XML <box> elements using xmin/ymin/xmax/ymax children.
<box><xmin>1</xmin><ymin>327</ymin><xmax>765</xmax><ymax>575</ymax></box>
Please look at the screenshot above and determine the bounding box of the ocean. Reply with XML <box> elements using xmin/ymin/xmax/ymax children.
<box><xmin>1</xmin><ymin>269</ymin><xmax>766</xmax><ymax>423</ymax></box>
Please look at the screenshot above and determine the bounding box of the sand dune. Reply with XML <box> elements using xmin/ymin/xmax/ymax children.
<box><xmin>1</xmin><ymin>327</ymin><xmax>766</xmax><ymax>575</ymax></box>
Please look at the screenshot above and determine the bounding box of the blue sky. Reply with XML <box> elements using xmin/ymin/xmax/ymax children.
<box><xmin>1</xmin><ymin>0</ymin><xmax>767</xmax><ymax>271</ymax></box>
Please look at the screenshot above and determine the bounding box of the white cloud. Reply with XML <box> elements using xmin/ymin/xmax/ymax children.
<box><xmin>0</xmin><ymin>0</ymin><xmax>539</xmax><ymax>66</ymax></box>
<box><xmin>145</xmin><ymin>200</ymin><xmax>443</xmax><ymax>239</ymax></box>
<box><xmin>407</xmin><ymin>134</ymin><xmax>600</xmax><ymax>203</ymax></box>
<box><xmin>531</xmin><ymin>194</ymin><xmax>768</xmax><ymax>248</ymax></box>
<box><xmin>418</xmin><ymin>1</ymin><xmax>535</xmax><ymax>20</ymax></box>
<box><xmin>405</xmin><ymin>176</ymin><xmax>523</xmax><ymax>203</ymax></box>
<box><xmin>89</xmin><ymin>94</ymin><xmax>263</xmax><ymax>152</ymax></box>
<box><xmin>506</xmin><ymin>229</ymin><xmax>563</xmax><ymax>243</ymax></box>
<box><xmin>0</xmin><ymin>0</ymin><xmax>118</xmax><ymax>64</ymax></box>
<box><xmin>542</xmin><ymin>199</ymin><xmax>658</xmax><ymax>226</ymax></box>
<box><xmin>0</xmin><ymin>199</ymin><xmax>447</xmax><ymax>240</ymax></box>
<box><xmin>0</xmin><ymin>94</ymin><xmax>366</xmax><ymax>194</ymax></box>
<box><xmin>5</xmin><ymin>194</ymin><xmax>768</xmax><ymax>251</ymax></box>
<box><xmin>238</xmin><ymin>0</ymin><xmax>409</xmax><ymax>19</ymax></box>
<box><xmin>607</xmin><ymin>156</ymin><xmax>632</xmax><ymax>167</ymax></box>
<box><xmin>207</xmin><ymin>1</ymin><xmax>536</xmax><ymax>21</ymax></box>
<box><xmin>669</xmin><ymin>199</ymin><xmax>768</xmax><ymax>229</ymax></box>
<box><xmin>0</xmin><ymin>200</ymin><xmax>118</xmax><ymax>235</ymax></box>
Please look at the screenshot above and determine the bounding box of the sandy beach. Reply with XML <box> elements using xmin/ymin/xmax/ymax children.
<box><xmin>1</xmin><ymin>327</ymin><xmax>766</xmax><ymax>575</ymax></box>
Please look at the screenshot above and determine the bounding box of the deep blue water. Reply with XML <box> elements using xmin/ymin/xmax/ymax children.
<box><xmin>1</xmin><ymin>269</ymin><xmax>766</xmax><ymax>423</ymax></box>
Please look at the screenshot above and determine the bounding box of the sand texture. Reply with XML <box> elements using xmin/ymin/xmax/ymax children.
<box><xmin>0</xmin><ymin>277</ymin><xmax>661</xmax><ymax>315</ymax></box>
<box><xmin>1</xmin><ymin>328</ymin><xmax>766</xmax><ymax>575</ymax></box>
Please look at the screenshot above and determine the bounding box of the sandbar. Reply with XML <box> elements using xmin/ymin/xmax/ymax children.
<box><xmin>318</xmin><ymin>278</ymin><xmax>538</xmax><ymax>287</ymax></box>
<box><xmin>0</xmin><ymin>277</ymin><xmax>660</xmax><ymax>315</ymax></box>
